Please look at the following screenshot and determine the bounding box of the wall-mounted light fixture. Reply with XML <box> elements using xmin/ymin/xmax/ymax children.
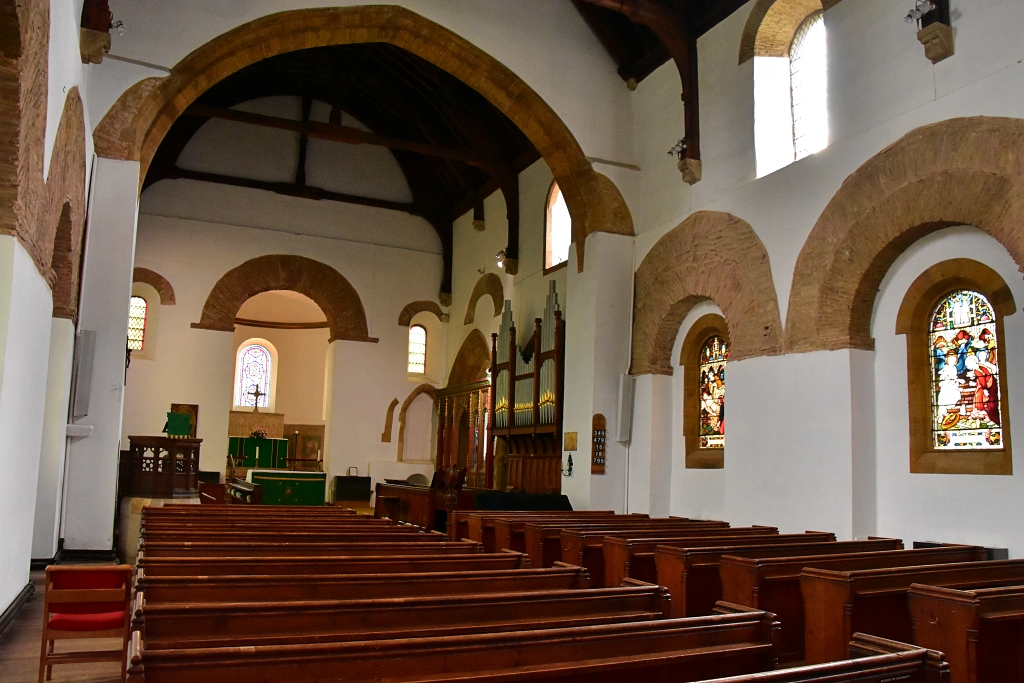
<box><xmin>495</xmin><ymin>249</ymin><xmax>505</xmax><ymax>269</ymax></box>
<box><xmin>904</xmin><ymin>0</ymin><xmax>936</xmax><ymax>26</ymax></box>
<box><xmin>907</xmin><ymin>0</ymin><xmax>954</xmax><ymax>64</ymax></box>
<box><xmin>667</xmin><ymin>138</ymin><xmax>701</xmax><ymax>185</ymax></box>
<box><xmin>561</xmin><ymin>453</ymin><xmax>574</xmax><ymax>477</ymax></box>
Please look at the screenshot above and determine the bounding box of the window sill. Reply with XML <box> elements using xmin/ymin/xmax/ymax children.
<box><xmin>685</xmin><ymin>448</ymin><xmax>724</xmax><ymax>469</ymax></box>
<box><xmin>543</xmin><ymin>261</ymin><xmax>567</xmax><ymax>277</ymax></box>
<box><xmin>911</xmin><ymin>449</ymin><xmax>1012</xmax><ymax>475</ymax></box>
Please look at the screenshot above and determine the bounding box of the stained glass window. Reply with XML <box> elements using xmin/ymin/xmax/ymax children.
<box><xmin>127</xmin><ymin>296</ymin><xmax>147</xmax><ymax>351</ymax></box>
<box><xmin>929</xmin><ymin>290</ymin><xmax>1001</xmax><ymax>450</ymax></box>
<box><xmin>790</xmin><ymin>12</ymin><xmax>828</xmax><ymax>160</ymax></box>
<box><xmin>545</xmin><ymin>183</ymin><xmax>571</xmax><ymax>269</ymax></box>
<box><xmin>236</xmin><ymin>344</ymin><xmax>271</xmax><ymax>408</ymax></box>
<box><xmin>408</xmin><ymin>325</ymin><xmax>427</xmax><ymax>374</ymax></box>
<box><xmin>698</xmin><ymin>336</ymin><xmax>728</xmax><ymax>449</ymax></box>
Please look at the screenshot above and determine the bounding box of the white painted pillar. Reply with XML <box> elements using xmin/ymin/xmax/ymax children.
<box><xmin>0</xmin><ymin>237</ymin><xmax>57</xmax><ymax>610</ymax></box>
<box><xmin>63</xmin><ymin>158</ymin><xmax>140</xmax><ymax>551</ymax></box>
<box><xmin>31</xmin><ymin>317</ymin><xmax>76</xmax><ymax>560</ymax></box>
<box><xmin>627</xmin><ymin>373</ymin><xmax>673</xmax><ymax>516</ymax></box>
<box><xmin>561</xmin><ymin>231</ymin><xmax>633</xmax><ymax>511</ymax></box>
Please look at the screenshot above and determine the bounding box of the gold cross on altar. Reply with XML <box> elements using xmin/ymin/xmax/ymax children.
<box><xmin>247</xmin><ymin>385</ymin><xmax>266</xmax><ymax>412</ymax></box>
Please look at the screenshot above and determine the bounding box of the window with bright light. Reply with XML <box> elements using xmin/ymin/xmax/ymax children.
<box><xmin>127</xmin><ymin>296</ymin><xmax>148</xmax><ymax>351</ymax></box>
<box><xmin>235</xmin><ymin>343</ymin><xmax>272</xmax><ymax>408</ymax></box>
<box><xmin>408</xmin><ymin>325</ymin><xmax>427</xmax><ymax>374</ymax></box>
<box><xmin>545</xmin><ymin>182</ymin><xmax>571</xmax><ymax>270</ymax></box>
<box><xmin>754</xmin><ymin>11</ymin><xmax>828</xmax><ymax>177</ymax></box>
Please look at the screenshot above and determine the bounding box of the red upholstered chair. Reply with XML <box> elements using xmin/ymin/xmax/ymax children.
<box><xmin>38</xmin><ymin>565</ymin><xmax>133</xmax><ymax>683</ymax></box>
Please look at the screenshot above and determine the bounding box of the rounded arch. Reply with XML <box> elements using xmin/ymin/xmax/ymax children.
<box><xmin>464</xmin><ymin>273</ymin><xmax>504</xmax><ymax>326</ymax></box>
<box><xmin>448</xmin><ymin>329</ymin><xmax>490</xmax><ymax>387</ymax></box>
<box><xmin>785</xmin><ymin>117</ymin><xmax>1024</xmax><ymax>354</ymax></box>
<box><xmin>739</xmin><ymin>0</ymin><xmax>839</xmax><ymax>63</ymax></box>
<box><xmin>133</xmin><ymin>267</ymin><xmax>176</xmax><ymax>305</ymax></box>
<box><xmin>191</xmin><ymin>254</ymin><xmax>377</xmax><ymax>343</ymax></box>
<box><xmin>398</xmin><ymin>300</ymin><xmax>447</xmax><ymax>326</ymax></box>
<box><xmin>397</xmin><ymin>383</ymin><xmax>438</xmax><ymax>462</ymax></box>
<box><xmin>630</xmin><ymin>211</ymin><xmax>784</xmax><ymax>375</ymax></box>
<box><xmin>91</xmin><ymin>5</ymin><xmax>633</xmax><ymax>267</ymax></box>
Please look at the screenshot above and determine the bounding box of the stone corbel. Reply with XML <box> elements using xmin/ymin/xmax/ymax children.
<box><xmin>79</xmin><ymin>27</ymin><xmax>110</xmax><ymax>64</ymax></box>
<box><xmin>678</xmin><ymin>158</ymin><xmax>702</xmax><ymax>185</ymax></box>
<box><xmin>917</xmin><ymin>22</ymin><xmax>954</xmax><ymax>64</ymax></box>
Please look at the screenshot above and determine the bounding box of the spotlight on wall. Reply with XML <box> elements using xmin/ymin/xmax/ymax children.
<box><xmin>495</xmin><ymin>249</ymin><xmax>505</xmax><ymax>269</ymax></box>
<box><xmin>561</xmin><ymin>453</ymin><xmax>573</xmax><ymax>477</ymax></box>
<box><xmin>904</xmin><ymin>0</ymin><xmax>936</xmax><ymax>25</ymax></box>
<box><xmin>666</xmin><ymin>139</ymin><xmax>686</xmax><ymax>159</ymax></box>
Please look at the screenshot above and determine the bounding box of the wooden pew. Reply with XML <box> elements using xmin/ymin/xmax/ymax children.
<box><xmin>695</xmin><ymin>633</ymin><xmax>950</xmax><ymax>683</ymax></box>
<box><xmin>655</xmin><ymin>538</ymin><xmax>905</xmax><ymax>618</ymax></box>
<box><xmin>597</xmin><ymin>531</ymin><xmax>836</xmax><ymax>589</ymax></box>
<box><xmin>137</xmin><ymin>564</ymin><xmax>592</xmax><ymax>604</ymax></box>
<box><xmin>137</xmin><ymin>549</ymin><xmax>530</xmax><ymax>577</ymax></box>
<box><xmin>463</xmin><ymin>511</ymin><xmax>635</xmax><ymax>552</ymax></box>
<box><xmin>138</xmin><ymin>540</ymin><xmax>483</xmax><ymax>558</ymax></box>
<box><xmin>532</xmin><ymin>524</ymin><xmax>770</xmax><ymax>573</ymax></box>
<box><xmin>801</xmin><ymin>558</ymin><xmax>1024</xmax><ymax>665</ymax></box>
<box><xmin>908</xmin><ymin>582</ymin><xmax>1024</xmax><ymax>683</ymax></box>
<box><xmin>134</xmin><ymin>582</ymin><xmax>670</xmax><ymax>648</ymax></box>
<box><xmin>140</xmin><ymin>529</ymin><xmax>445</xmax><ymax>546</ymax></box>
<box><xmin>722</xmin><ymin>545</ymin><xmax>985</xmax><ymax>664</ymax></box>
<box><xmin>449</xmin><ymin>510</ymin><xmax>615</xmax><ymax>543</ymax></box>
<box><xmin>126</xmin><ymin>610</ymin><xmax>778</xmax><ymax>683</ymax></box>
<box><xmin>142</xmin><ymin>505</ymin><xmax>358</xmax><ymax>517</ymax></box>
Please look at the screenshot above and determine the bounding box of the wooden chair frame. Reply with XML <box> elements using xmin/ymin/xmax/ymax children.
<box><xmin>38</xmin><ymin>565</ymin><xmax>133</xmax><ymax>683</ymax></box>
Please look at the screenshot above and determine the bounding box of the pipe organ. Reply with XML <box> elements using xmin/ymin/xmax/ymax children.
<box><xmin>489</xmin><ymin>281</ymin><xmax>565</xmax><ymax>494</ymax></box>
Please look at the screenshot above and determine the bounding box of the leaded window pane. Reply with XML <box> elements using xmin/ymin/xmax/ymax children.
<box><xmin>237</xmin><ymin>344</ymin><xmax>271</xmax><ymax>408</ymax></box>
<box><xmin>408</xmin><ymin>325</ymin><xmax>427</xmax><ymax>374</ymax></box>
<box><xmin>791</xmin><ymin>12</ymin><xmax>828</xmax><ymax>160</ymax></box>
<box><xmin>127</xmin><ymin>296</ymin><xmax>147</xmax><ymax>351</ymax></box>
<box><xmin>699</xmin><ymin>335</ymin><xmax>728</xmax><ymax>448</ymax></box>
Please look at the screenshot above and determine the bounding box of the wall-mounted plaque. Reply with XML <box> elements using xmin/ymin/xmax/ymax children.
<box><xmin>563</xmin><ymin>432</ymin><xmax>578</xmax><ymax>451</ymax></box>
<box><xmin>591</xmin><ymin>413</ymin><xmax>606</xmax><ymax>474</ymax></box>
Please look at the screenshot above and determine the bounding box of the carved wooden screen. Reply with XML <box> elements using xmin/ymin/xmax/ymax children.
<box><xmin>436</xmin><ymin>381</ymin><xmax>491</xmax><ymax>488</ymax></box>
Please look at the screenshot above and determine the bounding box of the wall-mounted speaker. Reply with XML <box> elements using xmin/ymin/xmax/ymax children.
<box><xmin>71</xmin><ymin>330</ymin><xmax>96</xmax><ymax>418</ymax></box>
<box><xmin>616</xmin><ymin>374</ymin><xmax>634</xmax><ymax>444</ymax></box>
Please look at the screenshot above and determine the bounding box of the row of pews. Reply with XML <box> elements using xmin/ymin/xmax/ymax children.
<box><xmin>122</xmin><ymin>506</ymin><xmax>1020</xmax><ymax>682</ymax></box>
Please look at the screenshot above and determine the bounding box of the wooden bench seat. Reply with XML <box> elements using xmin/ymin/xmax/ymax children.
<box><xmin>489</xmin><ymin>515</ymin><xmax>704</xmax><ymax>554</ymax></box>
<box><xmin>459</xmin><ymin>511</ymin><xmax>628</xmax><ymax>551</ymax></box>
<box><xmin>138</xmin><ymin>540</ymin><xmax>483</xmax><ymax>558</ymax></box>
<box><xmin>802</xmin><ymin>558</ymin><xmax>1024</xmax><ymax>665</ymax></box>
<box><xmin>654</xmin><ymin>538</ymin><xmax>904</xmax><ymax>618</ymax></box>
<box><xmin>137</xmin><ymin>564</ymin><xmax>592</xmax><ymax>603</ymax></box>
<box><xmin>722</xmin><ymin>545</ymin><xmax>984</xmax><ymax>664</ymax></box>
<box><xmin>126</xmin><ymin>609</ymin><xmax>778</xmax><ymax>683</ymax></box>
<box><xmin>908</xmin><ymin>582</ymin><xmax>1024</xmax><ymax>683</ymax></box>
<box><xmin>134</xmin><ymin>581</ymin><xmax>670</xmax><ymax>649</ymax></box>
<box><xmin>696</xmin><ymin>633</ymin><xmax>949</xmax><ymax>683</ymax></box>
<box><xmin>136</xmin><ymin>550</ymin><xmax>530</xmax><ymax>577</ymax></box>
<box><xmin>141</xmin><ymin>518</ymin><xmax>397</xmax><ymax>532</ymax></box>
<box><xmin>598</xmin><ymin>532</ymin><xmax>837</xmax><ymax>589</ymax></box>
<box><xmin>141</xmin><ymin>524</ymin><xmax>432</xmax><ymax>538</ymax></box>
<box><xmin>526</xmin><ymin>522</ymin><xmax>773</xmax><ymax>568</ymax></box>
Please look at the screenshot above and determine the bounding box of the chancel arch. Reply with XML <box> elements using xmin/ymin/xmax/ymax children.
<box><xmin>785</xmin><ymin>117</ymin><xmax>1024</xmax><ymax>354</ymax></box>
<box><xmin>191</xmin><ymin>254</ymin><xmax>376</xmax><ymax>343</ymax></box>
<box><xmin>630</xmin><ymin>211</ymin><xmax>783</xmax><ymax>375</ymax></box>
<box><xmin>92</xmin><ymin>5</ymin><xmax>634</xmax><ymax>275</ymax></box>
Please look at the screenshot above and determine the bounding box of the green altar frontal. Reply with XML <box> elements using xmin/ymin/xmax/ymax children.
<box><xmin>228</xmin><ymin>436</ymin><xmax>288</xmax><ymax>469</ymax></box>
<box><xmin>246</xmin><ymin>470</ymin><xmax>326</xmax><ymax>506</ymax></box>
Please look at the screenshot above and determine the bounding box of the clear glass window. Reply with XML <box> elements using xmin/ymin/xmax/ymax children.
<box><xmin>698</xmin><ymin>336</ymin><xmax>729</xmax><ymax>448</ymax></box>
<box><xmin>408</xmin><ymin>325</ymin><xmax>427</xmax><ymax>374</ymax></box>
<box><xmin>127</xmin><ymin>296</ymin><xmax>148</xmax><ymax>351</ymax></box>
<box><xmin>929</xmin><ymin>290</ymin><xmax>1002</xmax><ymax>450</ymax></box>
<box><xmin>545</xmin><ymin>183</ymin><xmax>571</xmax><ymax>269</ymax></box>
<box><xmin>236</xmin><ymin>344</ymin><xmax>272</xmax><ymax>408</ymax></box>
<box><xmin>790</xmin><ymin>12</ymin><xmax>828</xmax><ymax>160</ymax></box>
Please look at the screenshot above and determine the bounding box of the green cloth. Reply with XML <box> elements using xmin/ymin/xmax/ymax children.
<box><xmin>164</xmin><ymin>412</ymin><xmax>192</xmax><ymax>437</ymax></box>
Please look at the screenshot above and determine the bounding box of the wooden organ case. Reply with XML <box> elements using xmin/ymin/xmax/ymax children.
<box><xmin>489</xmin><ymin>282</ymin><xmax>565</xmax><ymax>494</ymax></box>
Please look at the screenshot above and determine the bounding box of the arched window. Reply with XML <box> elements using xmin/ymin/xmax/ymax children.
<box><xmin>127</xmin><ymin>296</ymin><xmax>148</xmax><ymax>351</ymax></box>
<box><xmin>896</xmin><ymin>259</ymin><xmax>1015</xmax><ymax>475</ymax></box>
<box><xmin>680</xmin><ymin>314</ymin><xmax>729</xmax><ymax>468</ymax></box>
<box><xmin>790</xmin><ymin>12</ymin><xmax>828</xmax><ymax>161</ymax></box>
<box><xmin>235</xmin><ymin>343</ymin><xmax>273</xmax><ymax>408</ymax></box>
<box><xmin>408</xmin><ymin>325</ymin><xmax>427</xmax><ymax>374</ymax></box>
<box><xmin>929</xmin><ymin>290</ymin><xmax>1001</xmax><ymax>450</ymax></box>
<box><xmin>545</xmin><ymin>182</ymin><xmax>571</xmax><ymax>270</ymax></box>
<box><xmin>754</xmin><ymin>10</ymin><xmax>828</xmax><ymax>177</ymax></box>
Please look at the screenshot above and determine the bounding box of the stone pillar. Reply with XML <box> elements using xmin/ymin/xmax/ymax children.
<box><xmin>31</xmin><ymin>317</ymin><xmax>76</xmax><ymax>561</ymax></box>
<box><xmin>561</xmin><ymin>231</ymin><xmax>633</xmax><ymax>511</ymax></box>
<box><xmin>628</xmin><ymin>373</ymin><xmax>673</xmax><ymax>516</ymax></box>
<box><xmin>63</xmin><ymin>158</ymin><xmax>140</xmax><ymax>551</ymax></box>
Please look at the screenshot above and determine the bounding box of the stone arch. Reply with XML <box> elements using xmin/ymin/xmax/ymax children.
<box><xmin>381</xmin><ymin>398</ymin><xmax>399</xmax><ymax>443</ymax></box>
<box><xmin>738</xmin><ymin>0</ymin><xmax>840</xmax><ymax>63</ymax></box>
<box><xmin>448</xmin><ymin>329</ymin><xmax>490</xmax><ymax>387</ymax></box>
<box><xmin>133</xmin><ymin>267</ymin><xmax>176</xmax><ymax>305</ymax></box>
<box><xmin>398</xmin><ymin>300</ymin><xmax>448</xmax><ymax>326</ymax></box>
<box><xmin>464</xmin><ymin>273</ymin><xmax>504</xmax><ymax>326</ymax></box>
<box><xmin>191</xmin><ymin>254</ymin><xmax>377</xmax><ymax>343</ymax></box>
<box><xmin>91</xmin><ymin>5</ymin><xmax>633</xmax><ymax>268</ymax></box>
<box><xmin>630</xmin><ymin>211</ymin><xmax>783</xmax><ymax>375</ymax></box>
<box><xmin>397</xmin><ymin>383</ymin><xmax>438</xmax><ymax>461</ymax></box>
<box><xmin>785</xmin><ymin>116</ymin><xmax>1024</xmax><ymax>354</ymax></box>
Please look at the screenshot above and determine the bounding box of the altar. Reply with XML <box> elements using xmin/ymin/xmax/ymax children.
<box><xmin>246</xmin><ymin>469</ymin><xmax>326</xmax><ymax>506</ymax></box>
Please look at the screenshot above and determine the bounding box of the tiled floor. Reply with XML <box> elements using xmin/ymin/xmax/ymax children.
<box><xmin>0</xmin><ymin>572</ymin><xmax>124</xmax><ymax>683</ymax></box>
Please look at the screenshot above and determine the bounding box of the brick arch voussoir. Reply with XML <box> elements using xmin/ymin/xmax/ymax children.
<box><xmin>192</xmin><ymin>254</ymin><xmax>377</xmax><ymax>343</ymax></box>
<box><xmin>398</xmin><ymin>300</ymin><xmax>448</xmax><ymax>326</ymax></box>
<box><xmin>464</xmin><ymin>272</ymin><xmax>504</xmax><ymax>326</ymax></box>
<box><xmin>630</xmin><ymin>211</ymin><xmax>783</xmax><ymax>376</ymax></box>
<box><xmin>133</xmin><ymin>267</ymin><xmax>176</xmax><ymax>305</ymax></box>
<box><xmin>785</xmin><ymin>117</ymin><xmax>1024</xmax><ymax>354</ymax></box>
<box><xmin>94</xmin><ymin>6</ymin><xmax>632</xmax><ymax>270</ymax></box>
